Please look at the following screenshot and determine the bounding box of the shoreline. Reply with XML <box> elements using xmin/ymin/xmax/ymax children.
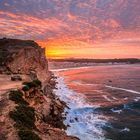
<box><xmin>36</xmin><ymin>71</ymin><xmax>79</xmax><ymax>139</ymax></box>
<box><xmin>43</xmin><ymin>72</ymin><xmax>68</xmax><ymax>130</ymax></box>
<box><xmin>52</xmin><ymin>65</ymin><xmax>140</xmax><ymax>140</ymax></box>
<box><xmin>50</xmin><ymin>63</ymin><xmax>140</xmax><ymax>72</ymax></box>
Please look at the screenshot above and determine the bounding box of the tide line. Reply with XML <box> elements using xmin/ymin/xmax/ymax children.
<box><xmin>105</xmin><ymin>85</ymin><xmax>140</xmax><ymax>95</ymax></box>
<box><xmin>51</xmin><ymin>66</ymin><xmax>94</xmax><ymax>72</ymax></box>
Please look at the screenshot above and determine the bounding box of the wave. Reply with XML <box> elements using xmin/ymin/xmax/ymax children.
<box><xmin>51</xmin><ymin>66</ymin><xmax>94</xmax><ymax>72</ymax></box>
<box><xmin>70</xmin><ymin>80</ymin><xmax>140</xmax><ymax>95</ymax></box>
<box><xmin>54</xmin><ymin>74</ymin><xmax>108</xmax><ymax>140</ymax></box>
<box><xmin>105</xmin><ymin>85</ymin><xmax>140</xmax><ymax>95</ymax></box>
<box><xmin>52</xmin><ymin>66</ymin><xmax>140</xmax><ymax>140</ymax></box>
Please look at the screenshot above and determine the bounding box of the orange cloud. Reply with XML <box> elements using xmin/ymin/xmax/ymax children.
<box><xmin>38</xmin><ymin>36</ymin><xmax>140</xmax><ymax>59</ymax></box>
<box><xmin>0</xmin><ymin>0</ymin><xmax>140</xmax><ymax>60</ymax></box>
<box><xmin>0</xmin><ymin>11</ymin><xmax>68</xmax><ymax>39</ymax></box>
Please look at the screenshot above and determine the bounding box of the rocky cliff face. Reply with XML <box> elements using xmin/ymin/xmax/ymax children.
<box><xmin>0</xmin><ymin>38</ymin><xmax>78</xmax><ymax>140</ymax></box>
<box><xmin>0</xmin><ymin>38</ymin><xmax>48</xmax><ymax>82</ymax></box>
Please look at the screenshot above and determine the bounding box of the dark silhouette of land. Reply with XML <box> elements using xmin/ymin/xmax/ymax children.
<box><xmin>49</xmin><ymin>58</ymin><xmax>140</xmax><ymax>64</ymax></box>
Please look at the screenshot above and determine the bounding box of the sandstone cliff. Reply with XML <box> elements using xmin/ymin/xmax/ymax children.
<box><xmin>0</xmin><ymin>38</ymin><xmax>78</xmax><ymax>140</ymax></box>
<box><xmin>0</xmin><ymin>38</ymin><xmax>48</xmax><ymax>82</ymax></box>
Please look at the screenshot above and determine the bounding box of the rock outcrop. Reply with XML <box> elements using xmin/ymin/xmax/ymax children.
<box><xmin>0</xmin><ymin>38</ymin><xmax>48</xmax><ymax>82</ymax></box>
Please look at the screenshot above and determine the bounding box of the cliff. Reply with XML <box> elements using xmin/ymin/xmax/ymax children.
<box><xmin>0</xmin><ymin>38</ymin><xmax>48</xmax><ymax>82</ymax></box>
<box><xmin>0</xmin><ymin>38</ymin><xmax>78</xmax><ymax>140</ymax></box>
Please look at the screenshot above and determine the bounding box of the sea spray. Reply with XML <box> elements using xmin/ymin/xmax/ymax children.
<box><xmin>51</xmin><ymin>65</ymin><xmax>140</xmax><ymax>140</ymax></box>
<box><xmin>54</xmin><ymin>74</ymin><xmax>108</xmax><ymax>140</ymax></box>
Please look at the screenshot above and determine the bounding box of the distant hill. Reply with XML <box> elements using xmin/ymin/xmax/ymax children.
<box><xmin>49</xmin><ymin>58</ymin><xmax>140</xmax><ymax>64</ymax></box>
<box><xmin>49</xmin><ymin>58</ymin><xmax>140</xmax><ymax>69</ymax></box>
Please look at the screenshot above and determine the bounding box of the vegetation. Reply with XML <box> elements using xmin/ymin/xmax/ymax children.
<box><xmin>22</xmin><ymin>85</ymin><xmax>30</xmax><ymax>91</ymax></box>
<box><xmin>18</xmin><ymin>130</ymin><xmax>41</xmax><ymax>140</ymax></box>
<box><xmin>22</xmin><ymin>81</ymin><xmax>37</xmax><ymax>88</ymax></box>
<box><xmin>9</xmin><ymin>90</ymin><xmax>29</xmax><ymax>105</ymax></box>
<box><xmin>45</xmin><ymin>105</ymin><xmax>66</xmax><ymax>129</ymax></box>
<box><xmin>32</xmin><ymin>79</ymin><xmax>42</xmax><ymax>86</ymax></box>
<box><xmin>9</xmin><ymin>81</ymin><xmax>42</xmax><ymax>140</ymax></box>
<box><xmin>22</xmin><ymin>79</ymin><xmax>42</xmax><ymax>88</ymax></box>
<box><xmin>45</xmin><ymin>115</ymin><xmax>65</xmax><ymax>129</ymax></box>
<box><xmin>9</xmin><ymin>104</ymin><xmax>35</xmax><ymax>129</ymax></box>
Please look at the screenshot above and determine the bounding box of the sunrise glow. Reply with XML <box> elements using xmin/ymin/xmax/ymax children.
<box><xmin>0</xmin><ymin>0</ymin><xmax>140</xmax><ymax>59</ymax></box>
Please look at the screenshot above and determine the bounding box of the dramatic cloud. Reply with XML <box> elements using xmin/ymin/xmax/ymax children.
<box><xmin>0</xmin><ymin>0</ymin><xmax>140</xmax><ymax>58</ymax></box>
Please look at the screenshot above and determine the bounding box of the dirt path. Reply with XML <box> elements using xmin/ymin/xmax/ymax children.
<box><xmin>0</xmin><ymin>74</ymin><xmax>30</xmax><ymax>140</ymax></box>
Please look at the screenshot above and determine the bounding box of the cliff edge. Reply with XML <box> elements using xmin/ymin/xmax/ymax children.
<box><xmin>0</xmin><ymin>38</ymin><xmax>78</xmax><ymax>140</ymax></box>
<box><xmin>0</xmin><ymin>38</ymin><xmax>48</xmax><ymax>82</ymax></box>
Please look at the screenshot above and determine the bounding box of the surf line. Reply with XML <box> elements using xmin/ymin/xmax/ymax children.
<box><xmin>105</xmin><ymin>85</ymin><xmax>140</xmax><ymax>95</ymax></box>
<box><xmin>51</xmin><ymin>66</ymin><xmax>94</xmax><ymax>72</ymax></box>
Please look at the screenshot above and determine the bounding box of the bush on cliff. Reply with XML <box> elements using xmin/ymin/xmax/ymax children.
<box><xmin>9</xmin><ymin>90</ymin><xmax>29</xmax><ymax>105</ymax></box>
<box><xmin>9</xmin><ymin>104</ymin><xmax>35</xmax><ymax>129</ymax></box>
<box><xmin>18</xmin><ymin>130</ymin><xmax>41</xmax><ymax>140</ymax></box>
<box><xmin>22</xmin><ymin>81</ymin><xmax>37</xmax><ymax>88</ymax></box>
<box><xmin>32</xmin><ymin>79</ymin><xmax>42</xmax><ymax>86</ymax></box>
<box><xmin>22</xmin><ymin>85</ymin><xmax>30</xmax><ymax>91</ymax></box>
<box><xmin>9</xmin><ymin>81</ymin><xmax>42</xmax><ymax>140</ymax></box>
<box><xmin>22</xmin><ymin>79</ymin><xmax>41</xmax><ymax>88</ymax></box>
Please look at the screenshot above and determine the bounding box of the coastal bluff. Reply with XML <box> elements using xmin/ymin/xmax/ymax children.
<box><xmin>0</xmin><ymin>38</ymin><xmax>48</xmax><ymax>82</ymax></box>
<box><xmin>0</xmin><ymin>38</ymin><xmax>78</xmax><ymax>140</ymax></box>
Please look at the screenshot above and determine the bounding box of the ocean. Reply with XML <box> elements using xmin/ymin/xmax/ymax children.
<box><xmin>52</xmin><ymin>64</ymin><xmax>140</xmax><ymax>140</ymax></box>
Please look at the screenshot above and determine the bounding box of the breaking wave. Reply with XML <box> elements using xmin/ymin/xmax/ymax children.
<box><xmin>54</xmin><ymin>75</ymin><xmax>108</xmax><ymax>140</ymax></box>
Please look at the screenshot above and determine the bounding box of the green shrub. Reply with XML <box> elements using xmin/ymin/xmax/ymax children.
<box><xmin>18</xmin><ymin>130</ymin><xmax>41</xmax><ymax>140</ymax></box>
<box><xmin>9</xmin><ymin>90</ymin><xmax>29</xmax><ymax>105</ymax></box>
<box><xmin>45</xmin><ymin>115</ymin><xmax>66</xmax><ymax>129</ymax></box>
<box><xmin>9</xmin><ymin>88</ymin><xmax>42</xmax><ymax>140</ymax></box>
<box><xmin>22</xmin><ymin>82</ymin><xmax>37</xmax><ymax>88</ymax></box>
<box><xmin>22</xmin><ymin>85</ymin><xmax>30</xmax><ymax>91</ymax></box>
<box><xmin>32</xmin><ymin>79</ymin><xmax>42</xmax><ymax>86</ymax></box>
<box><xmin>9</xmin><ymin>104</ymin><xmax>35</xmax><ymax>129</ymax></box>
<box><xmin>22</xmin><ymin>79</ymin><xmax>42</xmax><ymax>88</ymax></box>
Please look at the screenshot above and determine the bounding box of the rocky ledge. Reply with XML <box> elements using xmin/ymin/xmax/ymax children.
<box><xmin>0</xmin><ymin>38</ymin><xmax>48</xmax><ymax>82</ymax></box>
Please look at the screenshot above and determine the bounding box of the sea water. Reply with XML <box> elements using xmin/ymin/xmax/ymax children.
<box><xmin>52</xmin><ymin>64</ymin><xmax>140</xmax><ymax>140</ymax></box>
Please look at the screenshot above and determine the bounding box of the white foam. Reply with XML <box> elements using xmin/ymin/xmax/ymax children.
<box><xmin>134</xmin><ymin>97</ymin><xmax>140</xmax><ymax>102</ymax></box>
<box><xmin>72</xmin><ymin>80</ymin><xmax>100</xmax><ymax>87</ymax></box>
<box><xmin>92</xmin><ymin>90</ymin><xmax>104</xmax><ymax>94</ymax></box>
<box><xmin>112</xmin><ymin>96</ymin><xmax>118</xmax><ymax>100</ymax></box>
<box><xmin>124</xmin><ymin>97</ymin><xmax>128</xmax><ymax>100</ymax></box>
<box><xmin>54</xmin><ymin>75</ymin><xmax>94</xmax><ymax>110</ymax></box>
<box><xmin>120</xmin><ymin>127</ymin><xmax>130</xmax><ymax>132</ymax></box>
<box><xmin>54</xmin><ymin>73</ymin><xmax>107</xmax><ymax>140</ymax></box>
<box><xmin>105</xmin><ymin>85</ymin><xmax>140</xmax><ymax>95</ymax></box>
<box><xmin>111</xmin><ymin>108</ymin><xmax>122</xmax><ymax>114</ymax></box>
<box><xmin>102</xmin><ymin>95</ymin><xmax>113</xmax><ymax>102</ymax></box>
<box><xmin>51</xmin><ymin>66</ymin><xmax>94</xmax><ymax>72</ymax></box>
<box><xmin>70</xmin><ymin>80</ymin><xmax>140</xmax><ymax>96</ymax></box>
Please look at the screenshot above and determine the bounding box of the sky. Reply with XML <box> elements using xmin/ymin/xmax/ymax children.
<box><xmin>0</xmin><ymin>0</ymin><xmax>140</xmax><ymax>59</ymax></box>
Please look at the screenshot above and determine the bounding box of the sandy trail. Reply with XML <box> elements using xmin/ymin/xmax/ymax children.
<box><xmin>0</xmin><ymin>74</ymin><xmax>30</xmax><ymax>92</ymax></box>
<box><xmin>0</xmin><ymin>74</ymin><xmax>30</xmax><ymax>103</ymax></box>
<box><xmin>0</xmin><ymin>74</ymin><xmax>28</xmax><ymax>140</ymax></box>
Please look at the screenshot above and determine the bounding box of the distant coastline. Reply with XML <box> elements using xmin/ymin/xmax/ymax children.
<box><xmin>49</xmin><ymin>58</ymin><xmax>140</xmax><ymax>70</ymax></box>
<box><xmin>49</xmin><ymin>58</ymin><xmax>140</xmax><ymax>63</ymax></box>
